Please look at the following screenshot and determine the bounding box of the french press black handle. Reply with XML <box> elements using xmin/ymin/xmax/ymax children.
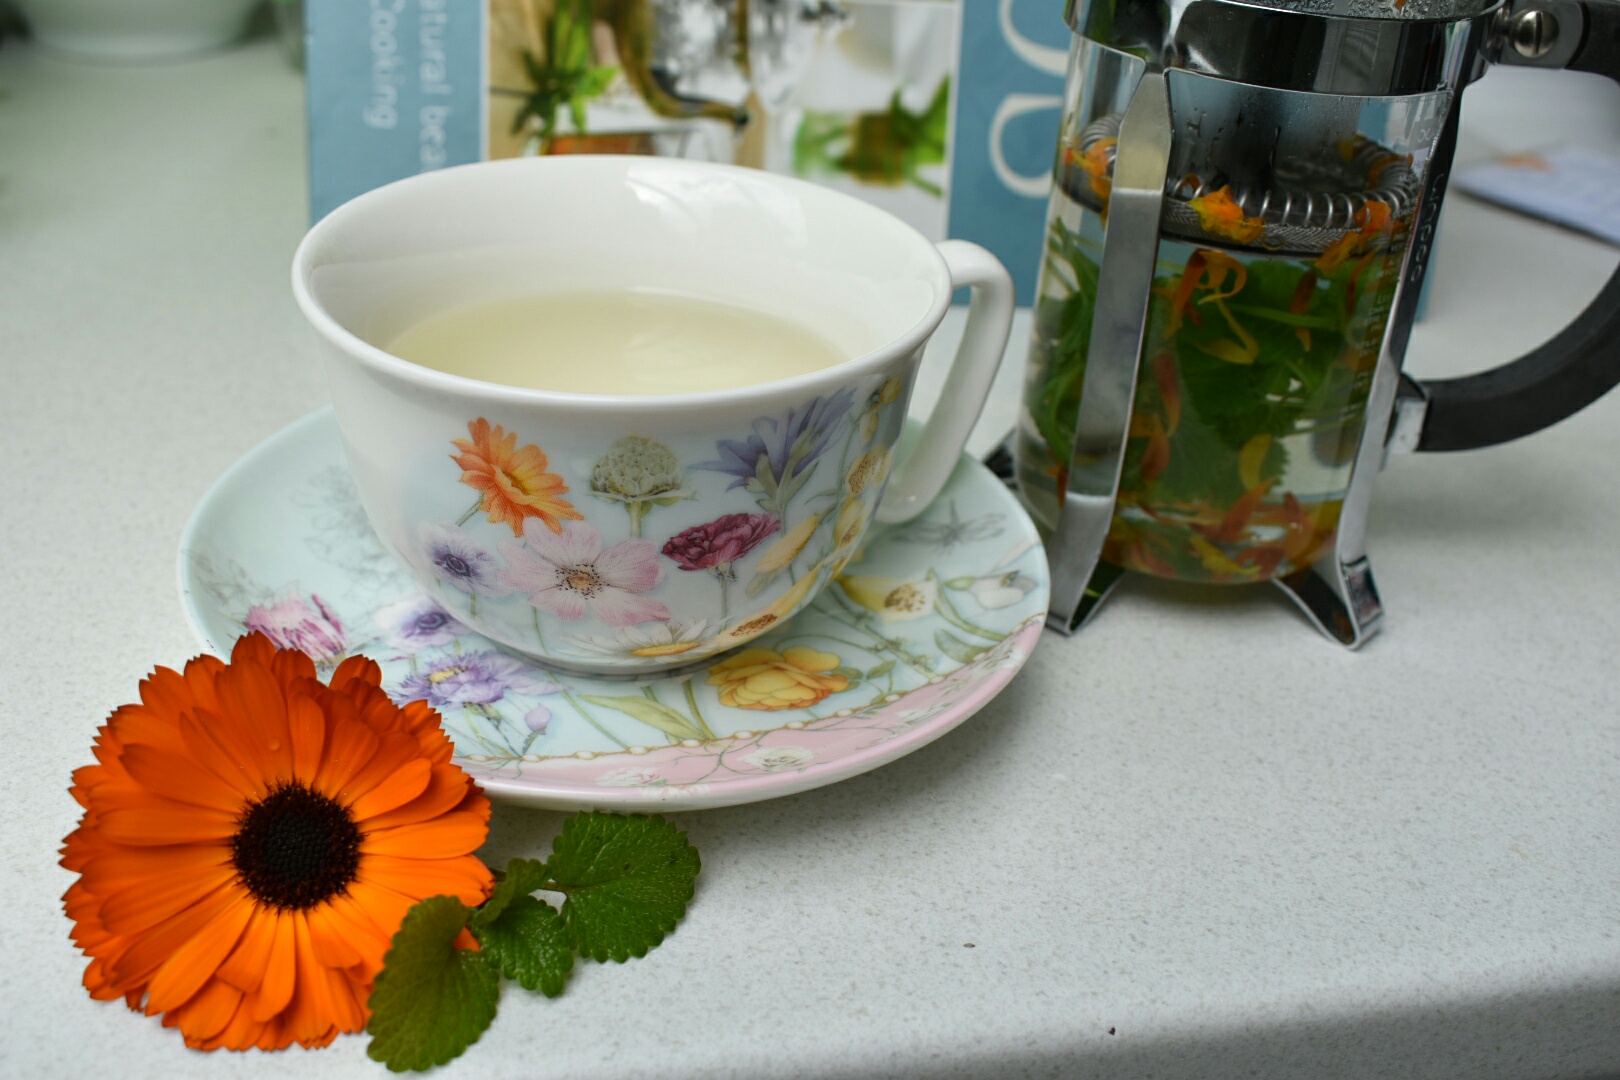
<box><xmin>1418</xmin><ymin>0</ymin><xmax>1620</xmax><ymax>451</ymax></box>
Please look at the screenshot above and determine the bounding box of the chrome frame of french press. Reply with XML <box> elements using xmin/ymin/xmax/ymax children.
<box><xmin>1039</xmin><ymin>0</ymin><xmax>1620</xmax><ymax>648</ymax></box>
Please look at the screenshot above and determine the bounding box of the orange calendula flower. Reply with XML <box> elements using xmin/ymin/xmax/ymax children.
<box><xmin>1187</xmin><ymin>186</ymin><xmax>1266</xmax><ymax>245</ymax></box>
<box><xmin>1316</xmin><ymin>201</ymin><xmax>1397</xmax><ymax>274</ymax></box>
<box><xmin>707</xmin><ymin>646</ymin><xmax>849</xmax><ymax>711</ymax></box>
<box><xmin>452</xmin><ymin>418</ymin><xmax>583</xmax><ymax>536</ymax></box>
<box><xmin>61</xmin><ymin>634</ymin><xmax>493</xmax><ymax>1052</ymax></box>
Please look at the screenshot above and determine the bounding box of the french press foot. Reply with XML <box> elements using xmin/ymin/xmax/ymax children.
<box><xmin>1048</xmin><ymin>558</ymin><xmax>1383</xmax><ymax>647</ymax></box>
<box><xmin>1273</xmin><ymin>558</ymin><xmax>1384</xmax><ymax>650</ymax></box>
<box><xmin>985</xmin><ymin>435</ymin><xmax>1385</xmax><ymax>647</ymax></box>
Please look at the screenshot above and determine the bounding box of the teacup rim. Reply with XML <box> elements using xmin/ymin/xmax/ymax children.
<box><xmin>291</xmin><ymin>156</ymin><xmax>955</xmax><ymax>413</ymax></box>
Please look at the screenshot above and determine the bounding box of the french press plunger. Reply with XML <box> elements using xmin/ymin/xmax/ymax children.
<box><xmin>1013</xmin><ymin>0</ymin><xmax>1620</xmax><ymax>646</ymax></box>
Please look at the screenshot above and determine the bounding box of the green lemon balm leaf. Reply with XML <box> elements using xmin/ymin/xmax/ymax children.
<box><xmin>472</xmin><ymin>895</ymin><xmax>575</xmax><ymax>998</ymax></box>
<box><xmin>472</xmin><ymin>857</ymin><xmax>551</xmax><ymax>927</ymax></box>
<box><xmin>548</xmin><ymin>813</ymin><xmax>701</xmax><ymax>963</ymax></box>
<box><xmin>366</xmin><ymin>896</ymin><xmax>500</xmax><ymax>1072</ymax></box>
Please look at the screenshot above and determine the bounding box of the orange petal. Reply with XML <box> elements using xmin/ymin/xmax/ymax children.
<box><xmin>318</xmin><ymin>893</ymin><xmax>391</xmax><ymax>977</ymax></box>
<box><xmin>134</xmin><ymin>665</ymin><xmax>199</xmax><ymax>736</ymax></box>
<box><xmin>79</xmin><ymin>842</ymin><xmax>230</xmax><ymax>897</ymax></box>
<box><xmin>108</xmin><ymin>880</ymin><xmax>240</xmax><ymax>990</ymax></box>
<box><xmin>361</xmin><ymin>764</ymin><xmax>475</xmax><ymax>831</ymax></box>
<box><xmin>118</xmin><ymin>743</ymin><xmax>248</xmax><ymax>812</ymax></box>
<box><xmin>345</xmin><ymin>880</ymin><xmax>433</xmax><ymax>942</ymax></box>
<box><xmin>322</xmin><ymin>963</ymin><xmax>367</xmax><ymax>1032</ymax></box>
<box><xmin>182</xmin><ymin>652</ymin><xmax>228</xmax><ymax>713</ymax></box>
<box><xmin>217</xmin><ymin>905</ymin><xmax>277</xmax><ymax>994</ymax></box>
<box><xmin>339</xmin><ymin>732</ymin><xmax>428</xmax><ymax>808</ymax></box>
<box><xmin>249</xmin><ymin>912</ymin><xmax>298</xmax><ymax>1022</ymax></box>
<box><xmin>287</xmin><ymin>693</ymin><xmax>326</xmax><ymax>785</ymax></box>
<box><xmin>170</xmin><ymin>977</ymin><xmax>243</xmax><ymax>1043</ymax></box>
<box><xmin>363</xmin><ymin>811</ymin><xmax>490</xmax><ymax>859</ymax></box>
<box><xmin>194</xmin><ymin>993</ymin><xmax>269</xmax><ymax>1052</ymax></box>
<box><xmin>285</xmin><ymin>914</ymin><xmax>339</xmax><ymax>1046</ymax></box>
<box><xmin>215</xmin><ymin>659</ymin><xmax>294</xmax><ymax>786</ymax></box>
<box><xmin>145</xmin><ymin>896</ymin><xmax>255</xmax><ymax>1012</ymax></box>
<box><xmin>231</xmin><ymin>633</ymin><xmax>278</xmax><ymax>668</ymax></box>
<box><xmin>98</xmin><ymin>860</ymin><xmax>239</xmax><ymax>937</ymax></box>
<box><xmin>269</xmin><ymin>644</ymin><xmax>317</xmax><ymax>688</ymax></box>
<box><xmin>255</xmin><ymin>1013</ymin><xmax>289</xmax><ymax>1050</ymax></box>
<box><xmin>347</xmin><ymin>758</ymin><xmax>433</xmax><ymax>822</ymax></box>
<box><xmin>332</xmin><ymin>654</ymin><xmax>382</xmax><ymax>691</ymax></box>
<box><xmin>359</xmin><ymin>853</ymin><xmax>493</xmax><ymax>905</ymax></box>
<box><xmin>178</xmin><ymin>711</ymin><xmax>267</xmax><ymax>801</ymax></box>
<box><xmin>305</xmin><ymin>905</ymin><xmax>365</xmax><ymax>969</ymax></box>
<box><xmin>312</xmin><ymin>717</ymin><xmax>380</xmax><ymax>799</ymax></box>
<box><xmin>98</xmin><ymin>804</ymin><xmax>239</xmax><ymax>846</ymax></box>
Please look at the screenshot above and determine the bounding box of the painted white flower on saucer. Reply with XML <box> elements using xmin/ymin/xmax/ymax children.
<box><xmin>742</xmin><ymin>746</ymin><xmax>815</xmax><ymax>772</ymax></box>
<box><xmin>568</xmin><ymin>620</ymin><xmax>716</xmax><ymax>662</ymax></box>
<box><xmin>501</xmin><ymin>521</ymin><xmax>671</xmax><ymax>625</ymax></box>
<box><xmin>965</xmin><ymin>570</ymin><xmax>1039</xmax><ymax>610</ymax></box>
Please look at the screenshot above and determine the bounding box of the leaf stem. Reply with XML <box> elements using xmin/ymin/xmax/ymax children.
<box><xmin>682</xmin><ymin>679</ymin><xmax>716</xmax><ymax>740</ymax></box>
<box><xmin>927</xmin><ymin>571</ymin><xmax>1003</xmax><ymax>641</ymax></box>
<box><xmin>563</xmin><ymin>690</ymin><xmax>628</xmax><ymax>749</ymax></box>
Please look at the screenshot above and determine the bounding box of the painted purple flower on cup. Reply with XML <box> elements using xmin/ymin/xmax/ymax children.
<box><xmin>393</xmin><ymin>650</ymin><xmax>562</xmax><ymax>710</ymax></box>
<box><xmin>418</xmin><ymin>522</ymin><xmax>509</xmax><ymax>605</ymax></box>
<box><xmin>662</xmin><ymin>512</ymin><xmax>780</xmax><ymax>617</ymax></box>
<box><xmin>244</xmin><ymin>593</ymin><xmax>345</xmax><ymax>663</ymax></box>
<box><xmin>374</xmin><ymin>593</ymin><xmax>469</xmax><ymax>652</ymax></box>
<box><xmin>500</xmin><ymin>520</ymin><xmax>671</xmax><ymax>626</ymax></box>
<box><xmin>523</xmin><ymin>705</ymin><xmax>551</xmax><ymax>735</ymax></box>
<box><xmin>697</xmin><ymin>389</ymin><xmax>856</xmax><ymax>516</ymax></box>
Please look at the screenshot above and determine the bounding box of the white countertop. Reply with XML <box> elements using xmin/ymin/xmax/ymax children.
<box><xmin>3</xmin><ymin>39</ymin><xmax>1619</xmax><ymax>1080</ymax></box>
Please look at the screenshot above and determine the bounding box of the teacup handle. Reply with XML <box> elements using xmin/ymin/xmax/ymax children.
<box><xmin>876</xmin><ymin>239</ymin><xmax>1016</xmax><ymax>524</ymax></box>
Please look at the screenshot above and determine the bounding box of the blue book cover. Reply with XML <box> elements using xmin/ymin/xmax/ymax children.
<box><xmin>307</xmin><ymin>0</ymin><xmax>485</xmax><ymax>221</ymax></box>
<box><xmin>947</xmin><ymin>0</ymin><xmax>1066</xmax><ymax>304</ymax></box>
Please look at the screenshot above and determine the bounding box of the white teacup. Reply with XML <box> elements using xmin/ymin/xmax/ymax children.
<box><xmin>293</xmin><ymin>157</ymin><xmax>1013</xmax><ymax>675</ymax></box>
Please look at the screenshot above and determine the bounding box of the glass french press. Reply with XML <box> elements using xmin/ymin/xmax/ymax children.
<box><xmin>1014</xmin><ymin>0</ymin><xmax>1620</xmax><ymax>646</ymax></box>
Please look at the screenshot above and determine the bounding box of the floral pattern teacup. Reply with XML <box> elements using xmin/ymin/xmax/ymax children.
<box><xmin>294</xmin><ymin>157</ymin><xmax>1013</xmax><ymax>674</ymax></box>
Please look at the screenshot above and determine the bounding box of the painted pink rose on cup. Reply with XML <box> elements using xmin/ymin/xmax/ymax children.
<box><xmin>662</xmin><ymin>512</ymin><xmax>781</xmax><ymax>618</ymax></box>
<box><xmin>243</xmin><ymin>593</ymin><xmax>345</xmax><ymax>662</ymax></box>
<box><xmin>501</xmin><ymin>520</ymin><xmax>670</xmax><ymax>626</ymax></box>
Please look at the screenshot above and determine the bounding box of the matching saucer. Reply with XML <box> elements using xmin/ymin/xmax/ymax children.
<box><xmin>178</xmin><ymin>409</ymin><xmax>1046</xmax><ymax>810</ymax></box>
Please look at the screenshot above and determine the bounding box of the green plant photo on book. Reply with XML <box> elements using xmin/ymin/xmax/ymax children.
<box><xmin>794</xmin><ymin>77</ymin><xmax>950</xmax><ymax>195</ymax></box>
<box><xmin>507</xmin><ymin>0</ymin><xmax>618</xmax><ymax>149</ymax></box>
<box><xmin>367</xmin><ymin>812</ymin><xmax>700</xmax><ymax>1072</ymax></box>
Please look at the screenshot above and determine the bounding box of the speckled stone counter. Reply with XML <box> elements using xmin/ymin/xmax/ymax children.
<box><xmin>2</xmin><ymin>40</ymin><xmax>1617</xmax><ymax>1080</ymax></box>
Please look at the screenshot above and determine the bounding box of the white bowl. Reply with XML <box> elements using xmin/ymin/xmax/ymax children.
<box><xmin>15</xmin><ymin>0</ymin><xmax>262</xmax><ymax>62</ymax></box>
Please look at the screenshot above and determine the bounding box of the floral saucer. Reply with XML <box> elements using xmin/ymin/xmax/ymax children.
<box><xmin>179</xmin><ymin>409</ymin><xmax>1047</xmax><ymax>810</ymax></box>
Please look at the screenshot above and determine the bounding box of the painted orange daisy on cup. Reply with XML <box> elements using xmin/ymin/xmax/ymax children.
<box><xmin>452</xmin><ymin>417</ymin><xmax>584</xmax><ymax>536</ymax></box>
<box><xmin>60</xmin><ymin>633</ymin><xmax>493</xmax><ymax>1051</ymax></box>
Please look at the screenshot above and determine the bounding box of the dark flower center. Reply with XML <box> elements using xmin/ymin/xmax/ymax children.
<box><xmin>231</xmin><ymin>783</ymin><xmax>362</xmax><ymax>910</ymax></box>
<box><xmin>440</xmin><ymin>553</ymin><xmax>472</xmax><ymax>578</ymax></box>
<box><xmin>416</xmin><ymin>611</ymin><xmax>450</xmax><ymax>631</ymax></box>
